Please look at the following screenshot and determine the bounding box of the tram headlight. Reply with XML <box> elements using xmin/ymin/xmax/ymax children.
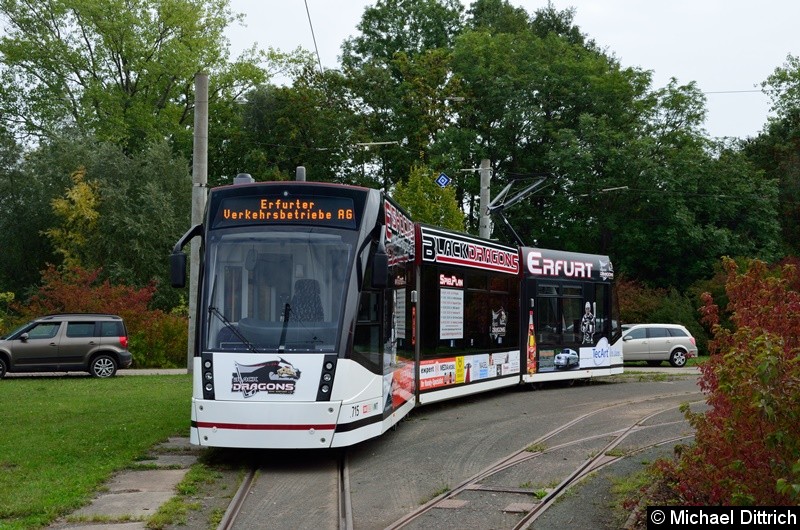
<box><xmin>320</xmin><ymin>384</ymin><xmax>330</xmax><ymax>394</ymax></box>
<box><xmin>203</xmin><ymin>359</ymin><xmax>212</xmax><ymax>369</ymax></box>
<box><xmin>204</xmin><ymin>383</ymin><xmax>213</xmax><ymax>392</ymax></box>
<box><xmin>204</xmin><ymin>371</ymin><xmax>213</xmax><ymax>381</ymax></box>
<box><xmin>323</xmin><ymin>373</ymin><xmax>332</xmax><ymax>382</ymax></box>
<box><xmin>324</xmin><ymin>361</ymin><xmax>334</xmax><ymax>370</ymax></box>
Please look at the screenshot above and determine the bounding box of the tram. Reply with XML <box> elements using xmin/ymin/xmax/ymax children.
<box><xmin>170</xmin><ymin>176</ymin><xmax>622</xmax><ymax>449</ymax></box>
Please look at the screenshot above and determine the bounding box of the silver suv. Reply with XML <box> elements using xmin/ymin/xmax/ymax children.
<box><xmin>615</xmin><ymin>323</ymin><xmax>698</xmax><ymax>367</ymax></box>
<box><xmin>0</xmin><ymin>314</ymin><xmax>132</xmax><ymax>378</ymax></box>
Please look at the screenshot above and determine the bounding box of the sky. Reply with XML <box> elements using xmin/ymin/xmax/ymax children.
<box><xmin>226</xmin><ymin>0</ymin><xmax>800</xmax><ymax>140</ymax></box>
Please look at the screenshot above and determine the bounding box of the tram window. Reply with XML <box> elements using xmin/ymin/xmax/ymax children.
<box><xmin>463</xmin><ymin>284</ymin><xmax>518</xmax><ymax>351</ymax></box>
<box><xmin>563</xmin><ymin>297</ymin><xmax>583</xmax><ymax>343</ymax></box>
<box><xmin>595</xmin><ymin>284</ymin><xmax>610</xmax><ymax>338</ymax></box>
<box><xmin>393</xmin><ymin>271</ymin><xmax>412</xmax><ymax>354</ymax></box>
<box><xmin>489</xmin><ymin>275</ymin><xmax>508</xmax><ymax>291</ymax></box>
<box><xmin>357</xmin><ymin>291</ymin><xmax>379</xmax><ymax>322</ymax></box>
<box><xmin>538</xmin><ymin>284</ymin><xmax>558</xmax><ymax>296</ymax></box>
<box><xmin>488</xmin><ymin>292</ymin><xmax>512</xmax><ymax>346</ymax></box>
<box><xmin>420</xmin><ymin>266</ymin><xmax>518</xmax><ymax>356</ymax></box>
<box><xmin>418</xmin><ymin>267</ymin><xmax>440</xmax><ymax>355</ymax></box>
<box><xmin>223</xmin><ymin>266</ymin><xmax>242</xmax><ymax>322</ymax></box>
<box><xmin>464</xmin><ymin>290</ymin><xmax>490</xmax><ymax>349</ymax></box>
<box><xmin>353</xmin><ymin>264</ymin><xmax>412</xmax><ymax>373</ymax></box>
<box><xmin>538</xmin><ymin>296</ymin><xmax>559</xmax><ymax>343</ymax></box>
<box><xmin>465</xmin><ymin>270</ymin><xmax>487</xmax><ymax>290</ymax></box>
<box><xmin>536</xmin><ymin>281</ymin><xmax>594</xmax><ymax>346</ymax></box>
<box><xmin>247</xmin><ymin>254</ymin><xmax>292</xmax><ymax>322</ymax></box>
<box><xmin>353</xmin><ymin>290</ymin><xmax>381</xmax><ymax>372</ymax></box>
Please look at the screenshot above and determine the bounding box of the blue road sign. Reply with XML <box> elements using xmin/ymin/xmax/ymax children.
<box><xmin>436</xmin><ymin>173</ymin><xmax>451</xmax><ymax>188</ymax></box>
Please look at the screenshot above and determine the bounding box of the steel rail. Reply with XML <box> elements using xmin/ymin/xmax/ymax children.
<box><xmin>385</xmin><ymin>393</ymin><xmax>704</xmax><ymax>529</ymax></box>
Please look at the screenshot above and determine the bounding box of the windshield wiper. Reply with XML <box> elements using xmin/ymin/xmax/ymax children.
<box><xmin>279</xmin><ymin>303</ymin><xmax>290</xmax><ymax>352</ymax></box>
<box><xmin>209</xmin><ymin>306</ymin><xmax>258</xmax><ymax>354</ymax></box>
<box><xmin>278</xmin><ymin>304</ymin><xmax>325</xmax><ymax>351</ymax></box>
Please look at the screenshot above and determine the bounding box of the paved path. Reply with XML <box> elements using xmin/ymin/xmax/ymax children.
<box><xmin>47</xmin><ymin>438</ymin><xmax>202</xmax><ymax>530</ymax></box>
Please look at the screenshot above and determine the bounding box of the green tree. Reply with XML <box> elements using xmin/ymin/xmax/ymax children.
<box><xmin>0</xmin><ymin>0</ymin><xmax>268</xmax><ymax>152</ymax></box>
<box><xmin>0</xmin><ymin>125</ymin><xmax>57</xmax><ymax>296</ymax></box>
<box><xmin>341</xmin><ymin>0</ymin><xmax>466</xmax><ymax>189</ymax></box>
<box><xmin>333</xmin><ymin>0</ymin><xmax>781</xmax><ymax>294</ymax></box>
<box><xmin>343</xmin><ymin>0</ymin><xmax>464</xmax><ymax>65</ymax></box>
<box><xmin>450</xmin><ymin>4</ymin><xmax>655</xmax><ymax>244</ymax></box>
<box><xmin>44</xmin><ymin>167</ymin><xmax>100</xmax><ymax>269</ymax></box>
<box><xmin>0</xmin><ymin>0</ymin><xmax>788</xmax><ymax>308</ymax></box>
<box><xmin>182</xmin><ymin>46</ymin><xmax>308</xmax><ymax>185</ymax></box>
<box><xmin>449</xmin><ymin>4</ymin><xmax>779</xmax><ymax>288</ymax></box>
<box><xmin>232</xmin><ymin>68</ymin><xmax>364</xmax><ymax>185</ymax></box>
<box><xmin>746</xmin><ymin>53</ymin><xmax>800</xmax><ymax>256</ymax></box>
<box><xmin>0</xmin><ymin>0</ymin><xmax>280</xmax><ymax>305</ymax></box>
<box><xmin>391</xmin><ymin>164</ymin><xmax>463</xmax><ymax>229</ymax></box>
<box><xmin>18</xmin><ymin>134</ymin><xmax>191</xmax><ymax>308</ymax></box>
<box><xmin>466</xmin><ymin>0</ymin><xmax>530</xmax><ymax>35</ymax></box>
<box><xmin>605</xmin><ymin>82</ymin><xmax>779</xmax><ymax>289</ymax></box>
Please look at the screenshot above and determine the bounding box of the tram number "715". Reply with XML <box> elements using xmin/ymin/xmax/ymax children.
<box><xmin>350</xmin><ymin>402</ymin><xmax>379</xmax><ymax>418</ymax></box>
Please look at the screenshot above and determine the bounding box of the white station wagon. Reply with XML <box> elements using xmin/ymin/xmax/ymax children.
<box><xmin>615</xmin><ymin>323</ymin><xmax>698</xmax><ymax>367</ymax></box>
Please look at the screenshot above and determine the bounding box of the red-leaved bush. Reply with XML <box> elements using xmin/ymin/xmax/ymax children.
<box><xmin>10</xmin><ymin>265</ymin><xmax>188</xmax><ymax>368</ymax></box>
<box><xmin>656</xmin><ymin>257</ymin><xmax>800</xmax><ymax>505</ymax></box>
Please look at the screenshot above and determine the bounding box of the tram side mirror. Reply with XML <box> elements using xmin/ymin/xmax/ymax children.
<box><xmin>371</xmin><ymin>245</ymin><xmax>389</xmax><ymax>289</ymax></box>
<box><xmin>170</xmin><ymin>251</ymin><xmax>187</xmax><ymax>288</ymax></box>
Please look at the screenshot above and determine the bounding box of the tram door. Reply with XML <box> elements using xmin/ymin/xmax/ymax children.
<box><xmin>523</xmin><ymin>279</ymin><xmax>596</xmax><ymax>373</ymax></box>
<box><xmin>352</xmin><ymin>253</ymin><xmax>415</xmax><ymax>413</ymax></box>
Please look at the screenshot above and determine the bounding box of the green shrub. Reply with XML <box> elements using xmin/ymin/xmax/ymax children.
<box><xmin>128</xmin><ymin>313</ymin><xmax>188</xmax><ymax>368</ymax></box>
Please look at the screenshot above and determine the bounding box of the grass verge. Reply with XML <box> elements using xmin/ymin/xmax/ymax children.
<box><xmin>0</xmin><ymin>374</ymin><xmax>191</xmax><ymax>529</ymax></box>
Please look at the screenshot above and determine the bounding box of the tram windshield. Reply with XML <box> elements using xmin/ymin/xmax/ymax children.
<box><xmin>203</xmin><ymin>227</ymin><xmax>355</xmax><ymax>353</ymax></box>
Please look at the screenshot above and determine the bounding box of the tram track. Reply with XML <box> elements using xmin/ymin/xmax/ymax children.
<box><xmin>214</xmin><ymin>383</ymin><xmax>704</xmax><ymax>530</ymax></box>
<box><xmin>217</xmin><ymin>468</ymin><xmax>256</xmax><ymax>530</ymax></box>
<box><xmin>340</xmin><ymin>452</ymin><xmax>354</xmax><ymax>530</ymax></box>
<box><xmin>383</xmin><ymin>394</ymin><xmax>704</xmax><ymax>530</ymax></box>
<box><xmin>218</xmin><ymin>451</ymin><xmax>354</xmax><ymax>530</ymax></box>
<box><xmin>512</xmin><ymin>410</ymin><xmax>696</xmax><ymax>529</ymax></box>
